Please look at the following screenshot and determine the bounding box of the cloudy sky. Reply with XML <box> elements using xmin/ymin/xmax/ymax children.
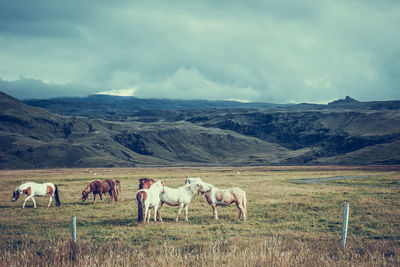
<box><xmin>0</xmin><ymin>0</ymin><xmax>399</xmax><ymax>103</ymax></box>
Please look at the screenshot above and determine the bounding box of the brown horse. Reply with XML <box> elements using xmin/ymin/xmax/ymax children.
<box><xmin>82</xmin><ymin>179</ymin><xmax>118</xmax><ymax>203</ymax></box>
<box><xmin>139</xmin><ymin>178</ymin><xmax>155</xmax><ymax>189</ymax></box>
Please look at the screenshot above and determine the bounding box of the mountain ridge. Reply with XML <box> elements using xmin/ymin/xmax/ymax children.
<box><xmin>1</xmin><ymin>91</ymin><xmax>400</xmax><ymax>169</ymax></box>
<box><xmin>23</xmin><ymin>94</ymin><xmax>400</xmax><ymax>121</ymax></box>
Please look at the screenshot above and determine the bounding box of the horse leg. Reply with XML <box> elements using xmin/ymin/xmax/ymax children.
<box><xmin>153</xmin><ymin>206</ymin><xmax>158</xmax><ymax>223</ymax></box>
<box><xmin>99</xmin><ymin>193</ymin><xmax>104</xmax><ymax>203</ymax></box>
<box><xmin>184</xmin><ymin>204</ymin><xmax>189</xmax><ymax>222</ymax></box>
<box><xmin>48</xmin><ymin>196</ymin><xmax>53</xmax><ymax>208</ymax></box>
<box><xmin>175</xmin><ymin>203</ymin><xmax>184</xmax><ymax>222</ymax></box>
<box><xmin>212</xmin><ymin>204</ymin><xmax>218</xmax><ymax>220</ymax></box>
<box><xmin>157</xmin><ymin>202</ymin><xmax>163</xmax><ymax>222</ymax></box>
<box><xmin>235</xmin><ymin>202</ymin><xmax>243</xmax><ymax>219</ymax></box>
<box><xmin>31</xmin><ymin>197</ymin><xmax>37</xmax><ymax>208</ymax></box>
<box><xmin>23</xmin><ymin>195</ymin><xmax>33</xmax><ymax>208</ymax></box>
<box><xmin>144</xmin><ymin>206</ymin><xmax>150</xmax><ymax>223</ymax></box>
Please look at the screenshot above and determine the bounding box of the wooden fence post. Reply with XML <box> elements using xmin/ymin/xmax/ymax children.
<box><xmin>341</xmin><ymin>203</ymin><xmax>349</xmax><ymax>249</ymax></box>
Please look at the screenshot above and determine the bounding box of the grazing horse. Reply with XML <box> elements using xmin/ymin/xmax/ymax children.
<box><xmin>12</xmin><ymin>182</ymin><xmax>61</xmax><ymax>208</ymax></box>
<box><xmin>82</xmin><ymin>179</ymin><xmax>118</xmax><ymax>203</ymax></box>
<box><xmin>203</xmin><ymin>186</ymin><xmax>247</xmax><ymax>220</ymax></box>
<box><xmin>138</xmin><ymin>178</ymin><xmax>155</xmax><ymax>189</ymax></box>
<box><xmin>135</xmin><ymin>181</ymin><xmax>165</xmax><ymax>223</ymax></box>
<box><xmin>158</xmin><ymin>182</ymin><xmax>211</xmax><ymax>222</ymax></box>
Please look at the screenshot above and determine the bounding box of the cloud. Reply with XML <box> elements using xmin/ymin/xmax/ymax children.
<box><xmin>0</xmin><ymin>77</ymin><xmax>96</xmax><ymax>99</ymax></box>
<box><xmin>0</xmin><ymin>0</ymin><xmax>399</xmax><ymax>103</ymax></box>
<box><xmin>133</xmin><ymin>66</ymin><xmax>261</xmax><ymax>101</ymax></box>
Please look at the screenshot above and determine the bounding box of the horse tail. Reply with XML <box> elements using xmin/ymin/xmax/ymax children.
<box><xmin>115</xmin><ymin>180</ymin><xmax>121</xmax><ymax>194</ymax></box>
<box><xmin>54</xmin><ymin>184</ymin><xmax>61</xmax><ymax>207</ymax></box>
<box><xmin>136</xmin><ymin>191</ymin><xmax>147</xmax><ymax>223</ymax></box>
<box><xmin>112</xmin><ymin>186</ymin><xmax>119</xmax><ymax>202</ymax></box>
<box><xmin>242</xmin><ymin>191</ymin><xmax>247</xmax><ymax>219</ymax></box>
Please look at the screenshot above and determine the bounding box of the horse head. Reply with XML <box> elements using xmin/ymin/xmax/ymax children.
<box><xmin>198</xmin><ymin>182</ymin><xmax>213</xmax><ymax>194</ymax></box>
<box><xmin>186</xmin><ymin>183</ymin><xmax>201</xmax><ymax>195</ymax></box>
<box><xmin>82</xmin><ymin>190</ymin><xmax>89</xmax><ymax>201</ymax></box>
<box><xmin>139</xmin><ymin>178</ymin><xmax>155</xmax><ymax>189</ymax></box>
<box><xmin>12</xmin><ymin>189</ymin><xmax>20</xmax><ymax>202</ymax></box>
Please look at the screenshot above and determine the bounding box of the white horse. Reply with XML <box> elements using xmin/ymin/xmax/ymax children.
<box><xmin>12</xmin><ymin>182</ymin><xmax>61</xmax><ymax>208</ymax></box>
<box><xmin>135</xmin><ymin>181</ymin><xmax>165</xmax><ymax>223</ymax></box>
<box><xmin>158</xmin><ymin>182</ymin><xmax>211</xmax><ymax>222</ymax></box>
<box><xmin>185</xmin><ymin>177</ymin><xmax>203</xmax><ymax>185</ymax></box>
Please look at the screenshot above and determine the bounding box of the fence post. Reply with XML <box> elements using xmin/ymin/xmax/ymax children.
<box><xmin>71</xmin><ymin>216</ymin><xmax>77</xmax><ymax>243</ymax></box>
<box><xmin>341</xmin><ymin>203</ymin><xmax>349</xmax><ymax>249</ymax></box>
<box><xmin>70</xmin><ymin>216</ymin><xmax>77</xmax><ymax>261</ymax></box>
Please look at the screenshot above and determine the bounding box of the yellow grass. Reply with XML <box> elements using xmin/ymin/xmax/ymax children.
<box><xmin>0</xmin><ymin>166</ymin><xmax>399</xmax><ymax>266</ymax></box>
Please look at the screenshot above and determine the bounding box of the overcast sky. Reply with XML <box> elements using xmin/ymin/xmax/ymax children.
<box><xmin>0</xmin><ymin>0</ymin><xmax>399</xmax><ymax>103</ymax></box>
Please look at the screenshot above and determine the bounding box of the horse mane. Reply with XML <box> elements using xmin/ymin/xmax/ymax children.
<box><xmin>83</xmin><ymin>184</ymin><xmax>91</xmax><ymax>193</ymax></box>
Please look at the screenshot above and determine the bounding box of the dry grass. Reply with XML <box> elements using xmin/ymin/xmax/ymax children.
<box><xmin>0</xmin><ymin>166</ymin><xmax>399</xmax><ymax>266</ymax></box>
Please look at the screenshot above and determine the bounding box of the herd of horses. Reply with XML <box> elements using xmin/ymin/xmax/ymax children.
<box><xmin>11</xmin><ymin>177</ymin><xmax>247</xmax><ymax>223</ymax></box>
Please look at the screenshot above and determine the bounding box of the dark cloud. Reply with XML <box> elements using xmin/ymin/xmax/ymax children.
<box><xmin>0</xmin><ymin>0</ymin><xmax>399</xmax><ymax>103</ymax></box>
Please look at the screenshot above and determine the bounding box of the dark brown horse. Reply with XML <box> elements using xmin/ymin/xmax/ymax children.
<box><xmin>82</xmin><ymin>179</ymin><xmax>118</xmax><ymax>203</ymax></box>
<box><xmin>139</xmin><ymin>178</ymin><xmax>155</xmax><ymax>189</ymax></box>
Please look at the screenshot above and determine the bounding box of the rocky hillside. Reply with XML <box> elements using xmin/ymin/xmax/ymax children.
<box><xmin>0</xmin><ymin>92</ymin><xmax>291</xmax><ymax>168</ymax></box>
<box><xmin>1</xmin><ymin>91</ymin><xmax>399</xmax><ymax>168</ymax></box>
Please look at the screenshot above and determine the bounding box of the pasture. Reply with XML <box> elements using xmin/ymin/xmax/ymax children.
<box><xmin>0</xmin><ymin>166</ymin><xmax>399</xmax><ymax>266</ymax></box>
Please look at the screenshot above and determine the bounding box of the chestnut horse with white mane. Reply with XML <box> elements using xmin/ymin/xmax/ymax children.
<box><xmin>12</xmin><ymin>182</ymin><xmax>61</xmax><ymax>208</ymax></box>
<box><xmin>135</xmin><ymin>180</ymin><xmax>165</xmax><ymax>223</ymax></box>
<box><xmin>82</xmin><ymin>179</ymin><xmax>118</xmax><ymax>203</ymax></box>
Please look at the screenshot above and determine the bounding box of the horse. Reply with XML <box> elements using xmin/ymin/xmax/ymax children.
<box><xmin>185</xmin><ymin>179</ymin><xmax>247</xmax><ymax>220</ymax></box>
<box><xmin>82</xmin><ymin>179</ymin><xmax>118</xmax><ymax>204</ymax></box>
<box><xmin>138</xmin><ymin>178</ymin><xmax>155</xmax><ymax>189</ymax></box>
<box><xmin>203</xmin><ymin>186</ymin><xmax>247</xmax><ymax>220</ymax></box>
<box><xmin>12</xmin><ymin>182</ymin><xmax>61</xmax><ymax>208</ymax></box>
<box><xmin>135</xmin><ymin>181</ymin><xmax>165</xmax><ymax>223</ymax></box>
<box><xmin>157</xmin><ymin>181</ymin><xmax>212</xmax><ymax>222</ymax></box>
<box><xmin>101</xmin><ymin>179</ymin><xmax>121</xmax><ymax>201</ymax></box>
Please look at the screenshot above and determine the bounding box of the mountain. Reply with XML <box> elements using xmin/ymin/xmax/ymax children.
<box><xmin>0</xmin><ymin>92</ymin><xmax>291</xmax><ymax>168</ymax></box>
<box><xmin>24</xmin><ymin>95</ymin><xmax>400</xmax><ymax>121</ymax></box>
<box><xmin>1</xmin><ymin>91</ymin><xmax>400</xmax><ymax>168</ymax></box>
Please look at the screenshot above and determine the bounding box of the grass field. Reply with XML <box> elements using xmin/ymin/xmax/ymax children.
<box><xmin>0</xmin><ymin>166</ymin><xmax>399</xmax><ymax>266</ymax></box>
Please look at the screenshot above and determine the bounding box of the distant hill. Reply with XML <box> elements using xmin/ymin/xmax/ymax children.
<box><xmin>1</xmin><ymin>91</ymin><xmax>400</xmax><ymax>168</ymax></box>
<box><xmin>23</xmin><ymin>95</ymin><xmax>400</xmax><ymax>121</ymax></box>
<box><xmin>23</xmin><ymin>94</ymin><xmax>286</xmax><ymax>120</ymax></box>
